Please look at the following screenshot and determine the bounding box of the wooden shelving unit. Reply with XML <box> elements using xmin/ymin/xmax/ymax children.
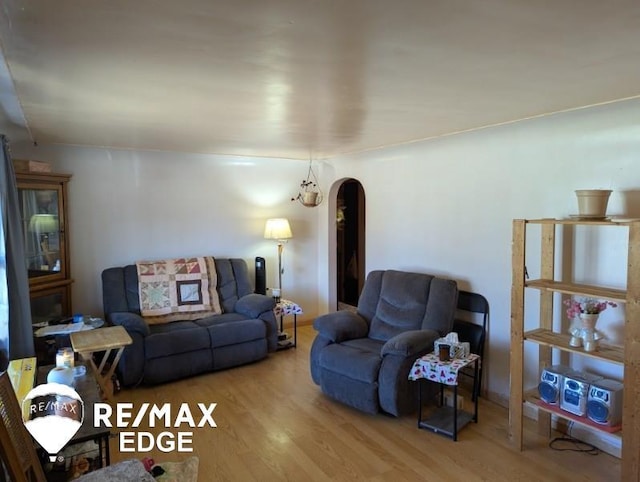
<box><xmin>524</xmin><ymin>328</ymin><xmax>624</xmax><ymax>365</ymax></box>
<box><xmin>525</xmin><ymin>280</ymin><xmax>627</xmax><ymax>302</ymax></box>
<box><xmin>509</xmin><ymin>218</ymin><xmax>640</xmax><ymax>481</ymax></box>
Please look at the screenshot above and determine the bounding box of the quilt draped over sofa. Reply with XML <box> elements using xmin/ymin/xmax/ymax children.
<box><xmin>136</xmin><ymin>256</ymin><xmax>222</xmax><ymax>324</ymax></box>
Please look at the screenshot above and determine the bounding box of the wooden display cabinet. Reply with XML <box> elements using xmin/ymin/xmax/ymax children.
<box><xmin>509</xmin><ymin>218</ymin><xmax>640</xmax><ymax>481</ymax></box>
<box><xmin>15</xmin><ymin>170</ymin><xmax>73</xmax><ymax>325</ymax></box>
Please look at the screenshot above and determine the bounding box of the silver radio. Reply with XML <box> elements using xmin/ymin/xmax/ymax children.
<box><xmin>560</xmin><ymin>371</ymin><xmax>603</xmax><ymax>416</ymax></box>
<box><xmin>587</xmin><ymin>378</ymin><xmax>624</xmax><ymax>426</ymax></box>
<box><xmin>538</xmin><ymin>365</ymin><xmax>572</xmax><ymax>405</ymax></box>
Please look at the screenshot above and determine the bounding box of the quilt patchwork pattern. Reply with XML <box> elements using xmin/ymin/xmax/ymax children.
<box><xmin>136</xmin><ymin>257</ymin><xmax>221</xmax><ymax>324</ymax></box>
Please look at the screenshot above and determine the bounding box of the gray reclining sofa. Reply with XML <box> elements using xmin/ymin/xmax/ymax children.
<box><xmin>102</xmin><ymin>258</ymin><xmax>277</xmax><ymax>387</ymax></box>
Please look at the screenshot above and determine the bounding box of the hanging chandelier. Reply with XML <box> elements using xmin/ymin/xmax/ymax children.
<box><xmin>292</xmin><ymin>159</ymin><xmax>323</xmax><ymax>207</ymax></box>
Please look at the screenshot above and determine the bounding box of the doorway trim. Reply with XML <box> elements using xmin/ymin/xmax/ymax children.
<box><xmin>327</xmin><ymin>177</ymin><xmax>365</xmax><ymax>312</ymax></box>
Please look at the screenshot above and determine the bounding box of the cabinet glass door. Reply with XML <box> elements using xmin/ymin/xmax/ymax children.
<box><xmin>30</xmin><ymin>285</ymin><xmax>68</xmax><ymax>326</ymax></box>
<box><xmin>18</xmin><ymin>184</ymin><xmax>65</xmax><ymax>280</ymax></box>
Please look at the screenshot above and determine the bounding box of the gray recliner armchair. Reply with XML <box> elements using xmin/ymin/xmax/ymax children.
<box><xmin>310</xmin><ymin>270</ymin><xmax>458</xmax><ymax>416</ymax></box>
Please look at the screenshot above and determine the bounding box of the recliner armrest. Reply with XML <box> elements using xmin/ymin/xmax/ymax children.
<box><xmin>235</xmin><ymin>293</ymin><xmax>276</xmax><ymax>318</ymax></box>
<box><xmin>313</xmin><ymin>311</ymin><xmax>368</xmax><ymax>343</ymax></box>
<box><xmin>108</xmin><ymin>312</ymin><xmax>150</xmax><ymax>337</ymax></box>
<box><xmin>381</xmin><ymin>329</ymin><xmax>440</xmax><ymax>358</ymax></box>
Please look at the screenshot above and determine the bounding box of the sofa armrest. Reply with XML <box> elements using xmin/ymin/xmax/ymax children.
<box><xmin>313</xmin><ymin>311</ymin><xmax>368</xmax><ymax>343</ymax></box>
<box><xmin>236</xmin><ymin>294</ymin><xmax>278</xmax><ymax>351</ymax></box>
<box><xmin>108</xmin><ymin>312</ymin><xmax>150</xmax><ymax>337</ymax></box>
<box><xmin>381</xmin><ymin>329</ymin><xmax>439</xmax><ymax>358</ymax></box>
<box><xmin>235</xmin><ymin>293</ymin><xmax>275</xmax><ymax>318</ymax></box>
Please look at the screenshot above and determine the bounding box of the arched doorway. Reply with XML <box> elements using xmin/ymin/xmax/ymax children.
<box><xmin>336</xmin><ymin>179</ymin><xmax>365</xmax><ymax>310</ymax></box>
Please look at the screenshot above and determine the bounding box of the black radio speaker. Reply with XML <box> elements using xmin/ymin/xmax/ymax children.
<box><xmin>255</xmin><ymin>257</ymin><xmax>266</xmax><ymax>295</ymax></box>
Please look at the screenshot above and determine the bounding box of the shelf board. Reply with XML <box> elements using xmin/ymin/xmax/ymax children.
<box><xmin>525</xmin><ymin>279</ymin><xmax>627</xmax><ymax>302</ymax></box>
<box><xmin>524</xmin><ymin>389</ymin><xmax>622</xmax><ymax>437</ymax></box>
<box><xmin>418</xmin><ymin>406</ymin><xmax>475</xmax><ymax>439</ymax></box>
<box><xmin>524</xmin><ymin>328</ymin><xmax>624</xmax><ymax>365</ymax></box>
<box><xmin>525</xmin><ymin>218</ymin><xmax>639</xmax><ymax>225</ymax></box>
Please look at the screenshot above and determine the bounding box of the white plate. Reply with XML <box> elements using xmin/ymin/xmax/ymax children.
<box><xmin>85</xmin><ymin>317</ymin><xmax>105</xmax><ymax>329</ymax></box>
<box><xmin>610</xmin><ymin>217</ymin><xmax>640</xmax><ymax>223</ymax></box>
<box><xmin>569</xmin><ymin>214</ymin><xmax>609</xmax><ymax>221</ymax></box>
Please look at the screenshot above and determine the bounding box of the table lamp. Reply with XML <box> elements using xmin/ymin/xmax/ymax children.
<box><xmin>28</xmin><ymin>214</ymin><xmax>59</xmax><ymax>269</ymax></box>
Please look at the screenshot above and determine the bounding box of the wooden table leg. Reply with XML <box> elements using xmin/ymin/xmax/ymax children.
<box><xmin>103</xmin><ymin>347</ymin><xmax>125</xmax><ymax>388</ymax></box>
<box><xmin>80</xmin><ymin>347</ymin><xmax>125</xmax><ymax>401</ymax></box>
<box><xmin>80</xmin><ymin>351</ymin><xmax>111</xmax><ymax>401</ymax></box>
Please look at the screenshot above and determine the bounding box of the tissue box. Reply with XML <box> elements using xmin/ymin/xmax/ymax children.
<box><xmin>434</xmin><ymin>335</ymin><xmax>470</xmax><ymax>359</ymax></box>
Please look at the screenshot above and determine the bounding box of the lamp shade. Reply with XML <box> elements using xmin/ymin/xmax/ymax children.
<box><xmin>264</xmin><ymin>218</ymin><xmax>292</xmax><ymax>241</ymax></box>
<box><xmin>28</xmin><ymin>214</ymin><xmax>59</xmax><ymax>233</ymax></box>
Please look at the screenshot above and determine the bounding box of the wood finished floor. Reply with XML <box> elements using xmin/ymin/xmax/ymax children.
<box><xmin>110</xmin><ymin>325</ymin><xmax>620</xmax><ymax>481</ymax></box>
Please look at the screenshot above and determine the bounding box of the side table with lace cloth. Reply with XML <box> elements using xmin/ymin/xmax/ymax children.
<box><xmin>409</xmin><ymin>352</ymin><xmax>481</xmax><ymax>441</ymax></box>
<box><xmin>273</xmin><ymin>299</ymin><xmax>302</xmax><ymax>349</ymax></box>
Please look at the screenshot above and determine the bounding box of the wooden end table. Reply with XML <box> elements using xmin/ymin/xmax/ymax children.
<box><xmin>70</xmin><ymin>325</ymin><xmax>132</xmax><ymax>401</ymax></box>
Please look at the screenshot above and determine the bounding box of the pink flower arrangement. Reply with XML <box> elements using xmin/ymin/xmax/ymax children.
<box><xmin>564</xmin><ymin>297</ymin><xmax>617</xmax><ymax>318</ymax></box>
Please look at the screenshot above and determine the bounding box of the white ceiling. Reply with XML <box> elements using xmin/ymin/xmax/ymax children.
<box><xmin>0</xmin><ymin>0</ymin><xmax>639</xmax><ymax>160</ymax></box>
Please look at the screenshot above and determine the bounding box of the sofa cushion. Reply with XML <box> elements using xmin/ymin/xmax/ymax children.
<box><xmin>143</xmin><ymin>350</ymin><xmax>213</xmax><ymax>385</ymax></box>
<box><xmin>194</xmin><ymin>312</ymin><xmax>244</xmax><ymax>325</ymax></box>
<box><xmin>197</xmin><ymin>317</ymin><xmax>266</xmax><ymax>348</ymax></box>
<box><xmin>340</xmin><ymin>337</ymin><xmax>385</xmax><ymax>354</ymax></box>
<box><xmin>212</xmin><ymin>339</ymin><xmax>267</xmax><ymax>370</ymax></box>
<box><xmin>319</xmin><ymin>341</ymin><xmax>383</xmax><ymax>383</ymax></box>
<box><xmin>149</xmin><ymin>320</ymin><xmax>200</xmax><ymax>334</ymax></box>
<box><xmin>145</xmin><ymin>323</ymin><xmax>210</xmax><ymax>359</ymax></box>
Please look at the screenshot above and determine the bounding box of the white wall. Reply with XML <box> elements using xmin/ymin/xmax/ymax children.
<box><xmin>11</xmin><ymin>144</ymin><xmax>323</xmax><ymax>322</ymax></box>
<box><xmin>323</xmin><ymin>98</ymin><xmax>640</xmax><ymax>403</ymax></box>
<box><xmin>11</xmin><ymin>98</ymin><xmax>640</xmax><ymax>410</ymax></box>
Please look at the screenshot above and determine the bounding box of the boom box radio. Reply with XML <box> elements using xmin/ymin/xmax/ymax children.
<box><xmin>560</xmin><ymin>371</ymin><xmax>603</xmax><ymax>416</ymax></box>
<box><xmin>538</xmin><ymin>365</ymin><xmax>572</xmax><ymax>404</ymax></box>
<box><xmin>587</xmin><ymin>378</ymin><xmax>624</xmax><ymax>426</ymax></box>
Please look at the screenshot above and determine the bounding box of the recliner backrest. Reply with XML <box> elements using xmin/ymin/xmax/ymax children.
<box><xmin>361</xmin><ymin>270</ymin><xmax>458</xmax><ymax>342</ymax></box>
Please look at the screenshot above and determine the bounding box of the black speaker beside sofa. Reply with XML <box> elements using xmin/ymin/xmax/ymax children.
<box><xmin>101</xmin><ymin>258</ymin><xmax>277</xmax><ymax>387</ymax></box>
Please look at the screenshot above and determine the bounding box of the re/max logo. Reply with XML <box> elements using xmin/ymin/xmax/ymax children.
<box><xmin>94</xmin><ymin>402</ymin><xmax>217</xmax><ymax>452</ymax></box>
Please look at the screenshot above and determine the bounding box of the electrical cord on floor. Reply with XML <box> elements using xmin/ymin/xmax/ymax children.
<box><xmin>549</xmin><ymin>422</ymin><xmax>600</xmax><ymax>455</ymax></box>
